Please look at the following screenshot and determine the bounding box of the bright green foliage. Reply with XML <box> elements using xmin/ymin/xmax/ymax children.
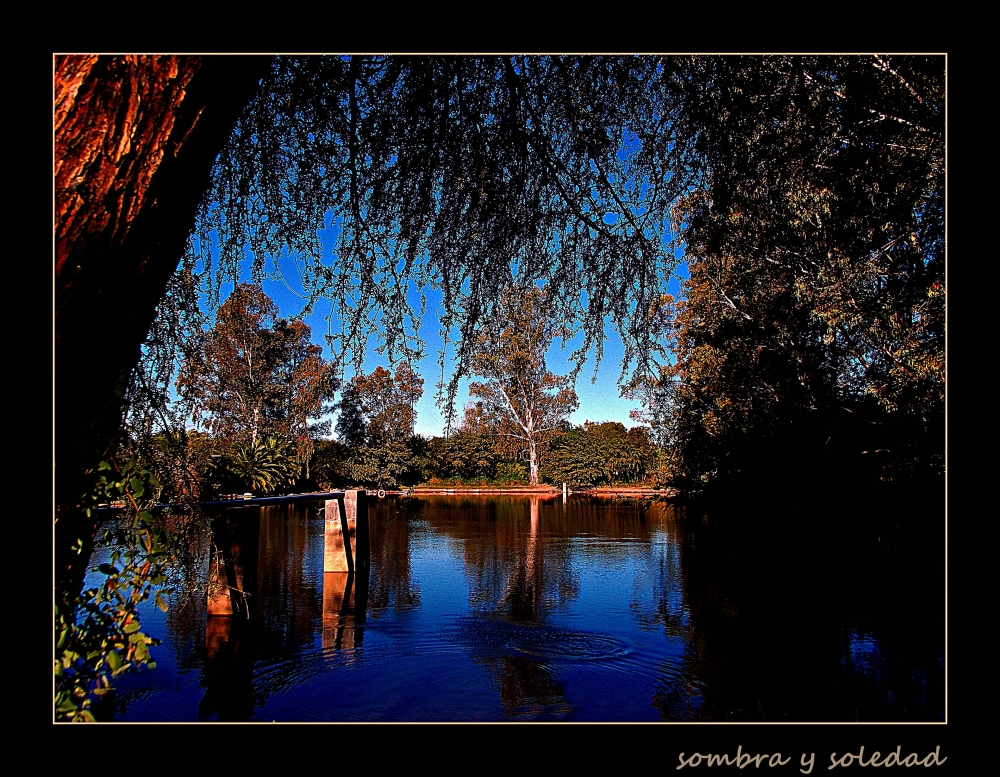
<box><xmin>340</xmin><ymin>440</ymin><xmax>422</xmax><ymax>490</ymax></box>
<box><xmin>422</xmin><ymin>427</ymin><xmax>503</xmax><ymax>483</ymax></box>
<box><xmin>493</xmin><ymin>462</ymin><xmax>529</xmax><ymax>485</ymax></box>
<box><xmin>419</xmin><ymin>400</ymin><xmax>504</xmax><ymax>483</ymax></box>
<box><xmin>546</xmin><ymin>422</ymin><xmax>657</xmax><ymax>486</ymax></box>
<box><xmin>225</xmin><ymin>435</ymin><xmax>299</xmax><ymax>494</ymax></box>
<box><xmin>55</xmin><ymin>457</ymin><xmax>171</xmax><ymax>721</ymax></box>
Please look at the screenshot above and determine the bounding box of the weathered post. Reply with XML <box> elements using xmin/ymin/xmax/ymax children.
<box><xmin>206</xmin><ymin>507</ymin><xmax>260</xmax><ymax>617</ymax></box>
<box><xmin>325</xmin><ymin>490</ymin><xmax>368</xmax><ymax>573</ymax></box>
<box><xmin>563</xmin><ymin>482</ymin><xmax>568</xmax><ymax>503</ymax></box>
<box><xmin>324</xmin><ymin>496</ymin><xmax>352</xmax><ymax>572</ymax></box>
<box><xmin>351</xmin><ymin>490</ymin><xmax>370</xmax><ymax>573</ymax></box>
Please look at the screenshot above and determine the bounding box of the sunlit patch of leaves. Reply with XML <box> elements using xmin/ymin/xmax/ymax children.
<box><xmin>55</xmin><ymin>457</ymin><xmax>173</xmax><ymax>721</ymax></box>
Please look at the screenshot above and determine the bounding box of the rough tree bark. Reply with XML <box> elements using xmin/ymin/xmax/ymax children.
<box><xmin>54</xmin><ymin>55</ymin><xmax>271</xmax><ymax>600</ymax></box>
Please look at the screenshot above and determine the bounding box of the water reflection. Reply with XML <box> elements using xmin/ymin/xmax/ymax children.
<box><xmin>646</xmin><ymin>500</ymin><xmax>944</xmax><ymax>721</ymax></box>
<box><xmin>445</xmin><ymin>496</ymin><xmax>572</xmax><ymax>717</ymax></box>
<box><xmin>199</xmin><ymin>614</ymin><xmax>255</xmax><ymax>720</ymax></box>
<box><xmin>90</xmin><ymin>493</ymin><xmax>942</xmax><ymax>722</ymax></box>
<box><xmin>367</xmin><ymin>497</ymin><xmax>420</xmax><ymax>613</ymax></box>
<box><xmin>415</xmin><ymin>495</ymin><xmax>581</xmax><ymax>619</ymax></box>
<box><xmin>255</xmin><ymin>504</ymin><xmax>324</xmax><ymax>656</ymax></box>
<box><xmin>322</xmin><ymin>572</ymin><xmax>368</xmax><ymax>651</ymax></box>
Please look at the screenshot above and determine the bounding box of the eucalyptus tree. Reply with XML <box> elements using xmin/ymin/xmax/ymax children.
<box><xmin>468</xmin><ymin>285</ymin><xmax>579</xmax><ymax>486</ymax></box>
<box><xmin>176</xmin><ymin>283</ymin><xmax>338</xmax><ymax>475</ymax></box>
<box><xmin>333</xmin><ymin>363</ymin><xmax>425</xmax><ymax>488</ymax></box>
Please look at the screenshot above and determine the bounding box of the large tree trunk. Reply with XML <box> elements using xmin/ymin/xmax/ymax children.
<box><xmin>54</xmin><ymin>55</ymin><xmax>271</xmax><ymax>602</ymax></box>
<box><xmin>528</xmin><ymin>439</ymin><xmax>539</xmax><ymax>486</ymax></box>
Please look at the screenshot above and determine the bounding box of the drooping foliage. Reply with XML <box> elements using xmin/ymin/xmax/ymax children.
<box><xmin>182</xmin><ymin>55</ymin><xmax>694</xmax><ymax>422</ymax></box>
<box><xmin>54</xmin><ymin>54</ymin><xmax>946</xmax><ymax>720</ymax></box>
<box><xmin>58</xmin><ymin>52</ymin><xmax>946</xmax><ymax>503</ymax></box>
<box><xmin>54</xmin><ymin>57</ymin><xmax>269</xmax><ymax>643</ymax></box>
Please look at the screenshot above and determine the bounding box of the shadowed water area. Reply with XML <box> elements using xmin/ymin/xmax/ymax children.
<box><xmin>87</xmin><ymin>494</ymin><xmax>944</xmax><ymax>722</ymax></box>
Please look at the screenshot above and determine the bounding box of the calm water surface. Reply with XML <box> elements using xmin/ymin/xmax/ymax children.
<box><xmin>89</xmin><ymin>495</ymin><xmax>944</xmax><ymax>722</ymax></box>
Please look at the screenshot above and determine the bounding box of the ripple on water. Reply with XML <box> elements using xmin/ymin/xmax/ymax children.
<box><xmin>450</xmin><ymin>615</ymin><xmax>628</xmax><ymax>663</ymax></box>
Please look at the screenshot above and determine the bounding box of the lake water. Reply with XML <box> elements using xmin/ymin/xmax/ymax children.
<box><xmin>87</xmin><ymin>494</ymin><xmax>944</xmax><ymax>722</ymax></box>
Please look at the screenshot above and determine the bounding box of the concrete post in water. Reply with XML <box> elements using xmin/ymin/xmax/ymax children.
<box><xmin>325</xmin><ymin>490</ymin><xmax>368</xmax><ymax>573</ymax></box>
<box><xmin>206</xmin><ymin>545</ymin><xmax>233</xmax><ymax>616</ymax></box>
<box><xmin>563</xmin><ymin>482</ymin><xmax>567</xmax><ymax>503</ymax></box>
<box><xmin>351</xmin><ymin>490</ymin><xmax>370</xmax><ymax>573</ymax></box>
<box><xmin>206</xmin><ymin>507</ymin><xmax>260</xmax><ymax>617</ymax></box>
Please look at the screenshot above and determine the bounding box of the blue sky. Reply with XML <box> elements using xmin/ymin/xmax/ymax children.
<box><xmin>181</xmin><ymin>107</ymin><xmax>689</xmax><ymax>440</ymax></box>
<box><xmin>254</xmin><ymin>271</ymin><xmax>665</xmax><ymax>439</ymax></box>
<box><xmin>197</xmin><ymin>209</ymin><xmax>686</xmax><ymax>440</ymax></box>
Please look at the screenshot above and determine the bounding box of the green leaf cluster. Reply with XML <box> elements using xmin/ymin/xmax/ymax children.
<box><xmin>56</xmin><ymin>457</ymin><xmax>173</xmax><ymax>721</ymax></box>
<box><xmin>545</xmin><ymin>422</ymin><xmax>657</xmax><ymax>486</ymax></box>
<box><xmin>223</xmin><ymin>435</ymin><xmax>299</xmax><ymax>494</ymax></box>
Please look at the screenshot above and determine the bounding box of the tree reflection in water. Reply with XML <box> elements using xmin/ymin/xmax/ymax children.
<box><xmin>89</xmin><ymin>494</ymin><xmax>942</xmax><ymax>721</ymax></box>
<box><xmin>647</xmin><ymin>497</ymin><xmax>944</xmax><ymax>722</ymax></box>
<box><xmin>367</xmin><ymin>497</ymin><xmax>421</xmax><ymax>613</ymax></box>
<box><xmin>421</xmin><ymin>496</ymin><xmax>575</xmax><ymax>718</ymax></box>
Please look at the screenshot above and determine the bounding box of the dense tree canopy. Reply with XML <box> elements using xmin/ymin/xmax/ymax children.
<box><xmin>335</xmin><ymin>364</ymin><xmax>424</xmax><ymax>447</ymax></box>
<box><xmin>632</xmin><ymin>56</ymin><xmax>945</xmax><ymax>489</ymax></box>
<box><xmin>177</xmin><ymin>283</ymin><xmax>338</xmax><ymax>465</ymax></box>
<box><xmin>55</xmin><ymin>53</ymin><xmax>946</xmax><ymax>503</ymax></box>
<box><xmin>182</xmin><ymin>55</ymin><xmax>693</xmax><ymax>408</ymax></box>
<box><xmin>330</xmin><ymin>363</ymin><xmax>425</xmax><ymax>488</ymax></box>
<box><xmin>54</xmin><ymin>54</ymin><xmax>946</xmax><ymax>720</ymax></box>
<box><xmin>546</xmin><ymin>422</ymin><xmax>658</xmax><ymax>486</ymax></box>
<box><xmin>421</xmin><ymin>403</ymin><xmax>516</xmax><ymax>484</ymax></box>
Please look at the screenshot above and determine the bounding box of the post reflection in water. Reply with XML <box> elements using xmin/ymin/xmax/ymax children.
<box><xmin>322</xmin><ymin>572</ymin><xmax>368</xmax><ymax>652</ymax></box>
<box><xmin>199</xmin><ymin>613</ymin><xmax>255</xmax><ymax>721</ymax></box>
<box><xmin>97</xmin><ymin>493</ymin><xmax>942</xmax><ymax>722</ymax></box>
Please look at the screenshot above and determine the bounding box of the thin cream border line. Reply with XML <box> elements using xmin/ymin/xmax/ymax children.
<box><xmin>52</xmin><ymin>52</ymin><xmax>947</xmax><ymax>726</ymax></box>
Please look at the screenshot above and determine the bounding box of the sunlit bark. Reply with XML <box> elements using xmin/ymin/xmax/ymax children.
<box><xmin>54</xmin><ymin>54</ymin><xmax>269</xmax><ymax>599</ymax></box>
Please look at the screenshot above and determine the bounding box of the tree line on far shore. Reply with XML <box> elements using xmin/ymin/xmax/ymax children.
<box><xmin>157</xmin><ymin>282</ymin><xmax>662</xmax><ymax>501</ymax></box>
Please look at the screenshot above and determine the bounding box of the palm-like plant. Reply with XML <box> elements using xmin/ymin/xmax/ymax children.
<box><xmin>229</xmin><ymin>436</ymin><xmax>298</xmax><ymax>494</ymax></box>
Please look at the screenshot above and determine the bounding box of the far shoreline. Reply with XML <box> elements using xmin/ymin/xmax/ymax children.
<box><xmin>389</xmin><ymin>485</ymin><xmax>678</xmax><ymax>498</ymax></box>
